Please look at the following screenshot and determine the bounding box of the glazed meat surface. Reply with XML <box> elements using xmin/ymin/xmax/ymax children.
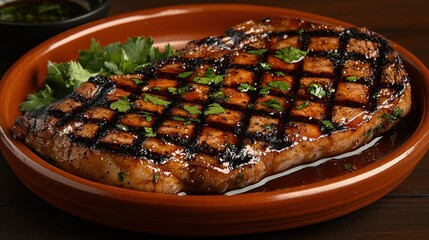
<box><xmin>13</xmin><ymin>17</ymin><xmax>411</xmax><ymax>194</ymax></box>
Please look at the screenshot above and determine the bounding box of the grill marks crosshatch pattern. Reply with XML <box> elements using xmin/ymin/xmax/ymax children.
<box><xmin>48</xmin><ymin>18</ymin><xmax>408</xmax><ymax>170</ymax></box>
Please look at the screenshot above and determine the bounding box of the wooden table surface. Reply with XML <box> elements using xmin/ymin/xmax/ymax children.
<box><xmin>1</xmin><ymin>0</ymin><xmax>428</xmax><ymax>239</ymax></box>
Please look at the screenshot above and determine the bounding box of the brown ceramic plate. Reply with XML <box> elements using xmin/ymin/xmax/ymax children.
<box><xmin>0</xmin><ymin>4</ymin><xmax>428</xmax><ymax>236</ymax></box>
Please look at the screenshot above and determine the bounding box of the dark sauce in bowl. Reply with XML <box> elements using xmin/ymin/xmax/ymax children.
<box><xmin>0</xmin><ymin>0</ymin><xmax>88</xmax><ymax>23</ymax></box>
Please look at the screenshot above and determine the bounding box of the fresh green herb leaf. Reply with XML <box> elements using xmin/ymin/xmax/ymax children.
<box><xmin>45</xmin><ymin>61</ymin><xmax>96</xmax><ymax>99</ymax></box>
<box><xmin>259</xmin><ymin>86</ymin><xmax>271</xmax><ymax>95</ymax></box>
<box><xmin>345</xmin><ymin>76</ymin><xmax>359</xmax><ymax>82</ymax></box>
<box><xmin>139</xmin><ymin>111</ymin><xmax>152</xmax><ymax>121</ymax></box>
<box><xmin>307</xmin><ymin>83</ymin><xmax>327</xmax><ymax>99</ymax></box>
<box><xmin>298</xmin><ymin>28</ymin><xmax>305</xmax><ymax>36</ymax></box>
<box><xmin>262</xmin><ymin>99</ymin><xmax>283</xmax><ymax>112</ymax></box>
<box><xmin>177</xmin><ymin>71</ymin><xmax>194</xmax><ymax>78</ymax></box>
<box><xmin>144</xmin><ymin>127</ymin><xmax>156</xmax><ymax>137</ymax></box>
<box><xmin>237</xmin><ymin>83</ymin><xmax>257</xmax><ymax>92</ymax></box>
<box><xmin>167</xmin><ymin>86</ymin><xmax>191</xmax><ymax>95</ymax></box>
<box><xmin>131</xmin><ymin>78</ymin><xmax>143</xmax><ymax>84</ymax></box>
<box><xmin>247</xmin><ymin>49</ymin><xmax>267</xmax><ymax>56</ymax></box>
<box><xmin>110</xmin><ymin>97</ymin><xmax>131</xmax><ymax>112</ymax></box>
<box><xmin>210</xmin><ymin>91</ymin><xmax>230</xmax><ymax>102</ymax></box>
<box><xmin>275</xmin><ymin>46</ymin><xmax>307</xmax><ymax>63</ymax></box>
<box><xmin>365</xmin><ymin>128</ymin><xmax>373</xmax><ymax>138</ymax></box>
<box><xmin>20</xmin><ymin>36</ymin><xmax>177</xmax><ymax>112</ymax></box>
<box><xmin>116</xmin><ymin>124</ymin><xmax>129</xmax><ymax>131</ymax></box>
<box><xmin>171</xmin><ymin>116</ymin><xmax>187</xmax><ymax>121</ymax></box>
<box><xmin>205</xmin><ymin>67</ymin><xmax>216</xmax><ymax>78</ymax></box>
<box><xmin>192</xmin><ymin>77</ymin><xmax>212</xmax><ymax>84</ymax></box>
<box><xmin>118</xmin><ymin>171</ymin><xmax>127</xmax><ymax>181</ymax></box>
<box><xmin>19</xmin><ymin>84</ymin><xmax>56</xmax><ymax>112</ymax></box>
<box><xmin>193</xmin><ymin>67</ymin><xmax>223</xmax><ymax>85</ymax></box>
<box><xmin>153</xmin><ymin>173</ymin><xmax>159</xmax><ymax>183</ymax></box>
<box><xmin>295</xmin><ymin>101</ymin><xmax>311</xmax><ymax>110</ymax></box>
<box><xmin>152</xmin><ymin>87</ymin><xmax>162</xmax><ymax>91</ymax></box>
<box><xmin>372</xmin><ymin>91</ymin><xmax>380</xmax><ymax>98</ymax></box>
<box><xmin>79</xmin><ymin>37</ymin><xmax>177</xmax><ymax>75</ymax></box>
<box><xmin>183</xmin><ymin>104</ymin><xmax>202</xmax><ymax>115</ymax></box>
<box><xmin>382</xmin><ymin>106</ymin><xmax>404</xmax><ymax>124</ymax></box>
<box><xmin>262</xmin><ymin>124</ymin><xmax>275</xmax><ymax>130</ymax></box>
<box><xmin>259</xmin><ymin>62</ymin><xmax>272</xmax><ymax>70</ymax></box>
<box><xmin>274</xmin><ymin>71</ymin><xmax>286</xmax><ymax>76</ymax></box>
<box><xmin>329</xmin><ymin>51</ymin><xmax>339</xmax><ymax>58</ymax></box>
<box><xmin>267</xmin><ymin>80</ymin><xmax>290</xmax><ymax>91</ymax></box>
<box><xmin>204</xmin><ymin>103</ymin><xmax>226</xmax><ymax>115</ymax></box>
<box><xmin>171</xmin><ymin>116</ymin><xmax>200</xmax><ymax>125</ymax></box>
<box><xmin>193</xmin><ymin>75</ymin><xmax>223</xmax><ymax>85</ymax></box>
<box><xmin>321</xmin><ymin>120</ymin><xmax>335</xmax><ymax>130</ymax></box>
<box><xmin>144</xmin><ymin>94</ymin><xmax>171</xmax><ymax>107</ymax></box>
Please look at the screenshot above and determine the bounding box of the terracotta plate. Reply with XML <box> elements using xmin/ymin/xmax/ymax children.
<box><xmin>1</xmin><ymin>4</ymin><xmax>428</xmax><ymax>236</ymax></box>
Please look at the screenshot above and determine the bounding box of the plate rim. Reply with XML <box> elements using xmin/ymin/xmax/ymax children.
<box><xmin>1</xmin><ymin>3</ymin><xmax>429</xmax><ymax>235</ymax></box>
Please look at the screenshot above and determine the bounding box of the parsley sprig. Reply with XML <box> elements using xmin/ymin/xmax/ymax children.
<box><xmin>110</xmin><ymin>96</ymin><xmax>132</xmax><ymax>112</ymax></box>
<box><xmin>20</xmin><ymin>36</ymin><xmax>177</xmax><ymax>112</ymax></box>
<box><xmin>275</xmin><ymin>46</ymin><xmax>307</xmax><ymax>63</ymax></box>
<box><xmin>193</xmin><ymin>67</ymin><xmax>223</xmax><ymax>85</ymax></box>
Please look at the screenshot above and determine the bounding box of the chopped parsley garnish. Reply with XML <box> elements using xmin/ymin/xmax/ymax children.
<box><xmin>259</xmin><ymin>86</ymin><xmax>271</xmax><ymax>95</ymax></box>
<box><xmin>345</xmin><ymin>76</ymin><xmax>359</xmax><ymax>82</ymax></box>
<box><xmin>171</xmin><ymin>116</ymin><xmax>200</xmax><ymax>125</ymax></box>
<box><xmin>167</xmin><ymin>86</ymin><xmax>191</xmax><ymax>95</ymax></box>
<box><xmin>237</xmin><ymin>83</ymin><xmax>257</xmax><ymax>92</ymax></box>
<box><xmin>183</xmin><ymin>104</ymin><xmax>201</xmax><ymax>115</ymax></box>
<box><xmin>268</xmin><ymin>80</ymin><xmax>290</xmax><ymax>91</ymax></box>
<box><xmin>257</xmin><ymin>81</ymin><xmax>290</xmax><ymax>96</ymax></box>
<box><xmin>143</xmin><ymin>94</ymin><xmax>171</xmax><ymax>107</ymax></box>
<box><xmin>307</xmin><ymin>83</ymin><xmax>327</xmax><ymax>99</ymax></box>
<box><xmin>295</xmin><ymin>101</ymin><xmax>311</xmax><ymax>110</ymax></box>
<box><xmin>118</xmin><ymin>171</ymin><xmax>127</xmax><ymax>181</ymax></box>
<box><xmin>329</xmin><ymin>51</ymin><xmax>339</xmax><ymax>58</ymax></box>
<box><xmin>262</xmin><ymin>99</ymin><xmax>283</xmax><ymax>112</ymax></box>
<box><xmin>139</xmin><ymin>111</ymin><xmax>152</xmax><ymax>121</ymax></box>
<box><xmin>193</xmin><ymin>67</ymin><xmax>223</xmax><ymax>85</ymax></box>
<box><xmin>153</xmin><ymin>173</ymin><xmax>159</xmax><ymax>183</ymax></box>
<box><xmin>262</xmin><ymin>124</ymin><xmax>275</xmax><ymax>130</ymax></box>
<box><xmin>110</xmin><ymin>96</ymin><xmax>131</xmax><ymax>112</ymax></box>
<box><xmin>20</xmin><ymin>36</ymin><xmax>177</xmax><ymax>112</ymax></box>
<box><xmin>321</xmin><ymin>120</ymin><xmax>335</xmax><ymax>130</ymax></box>
<box><xmin>274</xmin><ymin>71</ymin><xmax>286</xmax><ymax>76</ymax></box>
<box><xmin>204</xmin><ymin>103</ymin><xmax>226</xmax><ymax>115</ymax></box>
<box><xmin>383</xmin><ymin>106</ymin><xmax>404</xmax><ymax>124</ymax></box>
<box><xmin>210</xmin><ymin>91</ymin><xmax>230</xmax><ymax>102</ymax></box>
<box><xmin>152</xmin><ymin>86</ymin><xmax>161</xmax><ymax>91</ymax></box>
<box><xmin>247</xmin><ymin>49</ymin><xmax>267</xmax><ymax>56</ymax></box>
<box><xmin>177</xmin><ymin>71</ymin><xmax>194</xmax><ymax>78</ymax></box>
<box><xmin>372</xmin><ymin>90</ymin><xmax>380</xmax><ymax>98</ymax></box>
<box><xmin>144</xmin><ymin>127</ymin><xmax>156</xmax><ymax>137</ymax></box>
<box><xmin>275</xmin><ymin>46</ymin><xmax>307</xmax><ymax>63</ymax></box>
<box><xmin>298</xmin><ymin>28</ymin><xmax>305</xmax><ymax>36</ymax></box>
<box><xmin>19</xmin><ymin>84</ymin><xmax>56</xmax><ymax>112</ymax></box>
<box><xmin>116</xmin><ymin>124</ymin><xmax>129</xmax><ymax>131</ymax></box>
<box><xmin>259</xmin><ymin>62</ymin><xmax>272</xmax><ymax>70</ymax></box>
<box><xmin>131</xmin><ymin>78</ymin><xmax>143</xmax><ymax>84</ymax></box>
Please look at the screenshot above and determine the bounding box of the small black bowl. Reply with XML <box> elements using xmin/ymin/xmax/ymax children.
<box><xmin>0</xmin><ymin>0</ymin><xmax>112</xmax><ymax>70</ymax></box>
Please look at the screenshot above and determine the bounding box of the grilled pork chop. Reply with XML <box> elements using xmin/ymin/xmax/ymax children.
<box><xmin>13</xmin><ymin>17</ymin><xmax>411</xmax><ymax>194</ymax></box>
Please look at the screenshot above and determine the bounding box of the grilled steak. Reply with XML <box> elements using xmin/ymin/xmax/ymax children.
<box><xmin>12</xmin><ymin>17</ymin><xmax>411</xmax><ymax>194</ymax></box>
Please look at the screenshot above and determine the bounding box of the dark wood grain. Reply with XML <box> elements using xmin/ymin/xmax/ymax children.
<box><xmin>1</xmin><ymin>0</ymin><xmax>428</xmax><ymax>239</ymax></box>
